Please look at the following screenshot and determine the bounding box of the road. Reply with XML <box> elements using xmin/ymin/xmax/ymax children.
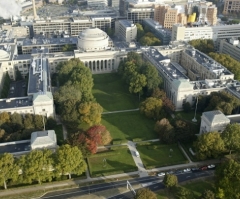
<box><xmin>109</xmin><ymin>170</ymin><xmax>214</xmax><ymax>199</ymax></box>
<box><xmin>41</xmin><ymin>170</ymin><xmax>214</xmax><ymax>199</ymax></box>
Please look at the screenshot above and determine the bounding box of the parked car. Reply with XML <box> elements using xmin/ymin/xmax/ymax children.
<box><xmin>183</xmin><ymin>168</ymin><xmax>191</xmax><ymax>172</ymax></box>
<box><xmin>199</xmin><ymin>166</ymin><xmax>208</xmax><ymax>170</ymax></box>
<box><xmin>166</xmin><ymin>171</ymin><xmax>174</xmax><ymax>174</ymax></box>
<box><xmin>135</xmin><ymin>151</ymin><xmax>140</xmax><ymax>157</ymax></box>
<box><xmin>191</xmin><ymin>167</ymin><xmax>200</xmax><ymax>172</ymax></box>
<box><xmin>157</xmin><ymin>172</ymin><xmax>165</xmax><ymax>177</ymax></box>
<box><xmin>207</xmin><ymin>164</ymin><xmax>216</xmax><ymax>169</ymax></box>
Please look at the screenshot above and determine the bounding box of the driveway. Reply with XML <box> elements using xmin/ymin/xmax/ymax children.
<box><xmin>127</xmin><ymin>141</ymin><xmax>148</xmax><ymax>177</ymax></box>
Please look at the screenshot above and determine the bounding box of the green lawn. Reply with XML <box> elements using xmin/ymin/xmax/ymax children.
<box><xmin>87</xmin><ymin>148</ymin><xmax>137</xmax><ymax>177</ymax></box>
<box><xmin>54</xmin><ymin>125</ymin><xmax>64</xmax><ymax>145</ymax></box>
<box><xmin>101</xmin><ymin>111</ymin><xmax>157</xmax><ymax>141</ymax></box>
<box><xmin>175</xmin><ymin>111</ymin><xmax>202</xmax><ymax>124</ymax></box>
<box><xmin>181</xmin><ymin>142</ymin><xmax>198</xmax><ymax>162</ymax></box>
<box><xmin>92</xmin><ymin>73</ymin><xmax>139</xmax><ymax>112</ymax></box>
<box><xmin>137</xmin><ymin>144</ymin><xmax>188</xmax><ymax>168</ymax></box>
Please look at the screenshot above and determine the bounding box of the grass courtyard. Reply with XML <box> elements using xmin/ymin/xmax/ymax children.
<box><xmin>54</xmin><ymin>125</ymin><xmax>64</xmax><ymax>145</ymax></box>
<box><xmin>137</xmin><ymin>143</ymin><xmax>188</xmax><ymax>169</ymax></box>
<box><xmin>92</xmin><ymin>73</ymin><xmax>139</xmax><ymax>112</ymax></box>
<box><xmin>101</xmin><ymin>111</ymin><xmax>157</xmax><ymax>141</ymax></box>
<box><xmin>87</xmin><ymin>148</ymin><xmax>137</xmax><ymax>177</ymax></box>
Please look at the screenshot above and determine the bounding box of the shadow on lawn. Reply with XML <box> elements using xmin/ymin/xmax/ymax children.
<box><xmin>103</xmin><ymin>159</ymin><xmax>137</xmax><ymax>173</ymax></box>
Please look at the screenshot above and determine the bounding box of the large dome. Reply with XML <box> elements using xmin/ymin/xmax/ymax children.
<box><xmin>0</xmin><ymin>49</ymin><xmax>9</xmax><ymax>60</ymax></box>
<box><xmin>78</xmin><ymin>27</ymin><xmax>109</xmax><ymax>51</ymax></box>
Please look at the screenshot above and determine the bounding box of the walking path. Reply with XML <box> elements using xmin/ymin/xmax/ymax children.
<box><xmin>127</xmin><ymin>141</ymin><xmax>148</xmax><ymax>177</ymax></box>
<box><xmin>102</xmin><ymin>108</ymin><xmax>139</xmax><ymax>115</ymax></box>
<box><xmin>178</xmin><ymin>142</ymin><xmax>192</xmax><ymax>163</ymax></box>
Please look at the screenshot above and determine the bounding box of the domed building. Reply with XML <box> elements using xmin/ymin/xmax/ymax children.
<box><xmin>77</xmin><ymin>27</ymin><xmax>110</xmax><ymax>51</ymax></box>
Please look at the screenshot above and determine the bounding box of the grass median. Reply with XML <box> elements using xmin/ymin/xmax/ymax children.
<box><xmin>137</xmin><ymin>143</ymin><xmax>188</xmax><ymax>169</ymax></box>
<box><xmin>87</xmin><ymin>148</ymin><xmax>137</xmax><ymax>177</ymax></box>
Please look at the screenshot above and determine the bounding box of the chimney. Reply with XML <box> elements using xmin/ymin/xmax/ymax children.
<box><xmin>32</xmin><ymin>0</ymin><xmax>37</xmax><ymax>20</ymax></box>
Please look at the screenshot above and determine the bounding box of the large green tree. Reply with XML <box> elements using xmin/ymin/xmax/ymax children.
<box><xmin>189</xmin><ymin>39</ymin><xmax>214</xmax><ymax>54</ymax></box>
<box><xmin>129</xmin><ymin>73</ymin><xmax>147</xmax><ymax>100</ymax></box>
<box><xmin>194</xmin><ymin>132</ymin><xmax>225</xmax><ymax>160</ymax></box>
<box><xmin>222</xmin><ymin>123</ymin><xmax>240</xmax><ymax>155</ymax></box>
<box><xmin>215</xmin><ymin>159</ymin><xmax>240</xmax><ymax>199</ymax></box>
<box><xmin>18</xmin><ymin>149</ymin><xmax>54</xmax><ymax>184</ymax></box>
<box><xmin>54</xmin><ymin>144</ymin><xmax>86</xmax><ymax>179</ymax></box>
<box><xmin>134</xmin><ymin>188</ymin><xmax>157</xmax><ymax>199</ymax></box>
<box><xmin>163</xmin><ymin>174</ymin><xmax>178</xmax><ymax>189</ymax></box>
<box><xmin>0</xmin><ymin>153</ymin><xmax>18</xmax><ymax>189</ymax></box>
<box><xmin>140</xmin><ymin>97</ymin><xmax>163</xmax><ymax>119</ymax></box>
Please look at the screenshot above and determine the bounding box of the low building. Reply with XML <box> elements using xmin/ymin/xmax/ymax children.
<box><xmin>219</xmin><ymin>38</ymin><xmax>240</xmax><ymax>62</ymax></box>
<box><xmin>142</xmin><ymin>19</ymin><xmax>171</xmax><ymax>45</ymax></box>
<box><xmin>199</xmin><ymin>110</ymin><xmax>230</xmax><ymax>134</ymax></box>
<box><xmin>30</xmin><ymin>130</ymin><xmax>57</xmax><ymax>150</ymax></box>
<box><xmin>115</xmin><ymin>20</ymin><xmax>137</xmax><ymax>43</ymax></box>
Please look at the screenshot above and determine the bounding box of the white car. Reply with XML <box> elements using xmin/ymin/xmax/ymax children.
<box><xmin>183</xmin><ymin>168</ymin><xmax>191</xmax><ymax>172</ymax></box>
<box><xmin>157</xmin><ymin>172</ymin><xmax>165</xmax><ymax>177</ymax></box>
<box><xmin>208</xmin><ymin>164</ymin><xmax>215</xmax><ymax>169</ymax></box>
<box><xmin>135</xmin><ymin>151</ymin><xmax>140</xmax><ymax>157</ymax></box>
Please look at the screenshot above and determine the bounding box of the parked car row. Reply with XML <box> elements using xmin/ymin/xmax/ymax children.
<box><xmin>157</xmin><ymin>164</ymin><xmax>216</xmax><ymax>177</ymax></box>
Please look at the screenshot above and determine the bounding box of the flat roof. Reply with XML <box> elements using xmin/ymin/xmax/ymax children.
<box><xmin>184</xmin><ymin>48</ymin><xmax>233</xmax><ymax>76</ymax></box>
<box><xmin>22</xmin><ymin>37</ymin><xmax>78</xmax><ymax>46</ymax></box>
<box><xmin>28</xmin><ymin>55</ymin><xmax>51</xmax><ymax>95</ymax></box>
<box><xmin>119</xmin><ymin>20</ymin><xmax>133</xmax><ymax>27</ymax></box>
<box><xmin>0</xmin><ymin>141</ymin><xmax>31</xmax><ymax>154</ymax></box>
<box><xmin>0</xmin><ymin>97</ymin><xmax>32</xmax><ymax>109</ymax></box>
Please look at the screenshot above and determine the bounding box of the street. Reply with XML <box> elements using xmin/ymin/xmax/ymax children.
<box><xmin>41</xmin><ymin>170</ymin><xmax>214</xmax><ymax>199</ymax></box>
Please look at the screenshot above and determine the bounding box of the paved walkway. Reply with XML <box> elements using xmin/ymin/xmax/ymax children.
<box><xmin>127</xmin><ymin>141</ymin><xmax>148</xmax><ymax>177</ymax></box>
<box><xmin>102</xmin><ymin>108</ymin><xmax>139</xmax><ymax>115</ymax></box>
<box><xmin>178</xmin><ymin>142</ymin><xmax>192</xmax><ymax>163</ymax></box>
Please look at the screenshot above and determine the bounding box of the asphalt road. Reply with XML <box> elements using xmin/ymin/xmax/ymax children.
<box><xmin>109</xmin><ymin>170</ymin><xmax>215</xmax><ymax>199</ymax></box>
<box><xmin>41</xmin><ymin>170</ymin><xmax>214</xmax><ymax>199</ymax></box>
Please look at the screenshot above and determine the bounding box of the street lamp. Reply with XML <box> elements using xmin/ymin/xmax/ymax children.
<box><xmin>192</xmin><ymin>96</ymin><xmax>198</xmax><ymax>122</ymax></box>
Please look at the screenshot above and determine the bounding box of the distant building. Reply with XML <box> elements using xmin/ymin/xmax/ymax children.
<box><xmin>219</xmin><ymin>38</ymin><xmax>240</xmax><ymax>62</ymax></box>
<box><xmin>87</xmin><ymin>0</ymin><xmax>108</xmax><ymax>7</ymax></box>
<box><xmin>31</xmin><ymin>130</ymin><xmax>57</xmax><ymax>150</ymax></box>
<box><xmin>142</xmin><ymin>19</ymin><xmax>171</xmax><ymax>45</ymax></box>
<box><xmin>223</xmin><ymin>0</ymin><xmax>240</xmax><ymax>14</ymax></box>
<box><xmin>115</xmin><ymin>20</ymin><xmax>137</xmax><ymax>43</ymax></box>
<box><xmin>199</xmin><ymin>110</ymin><xmax>230</xmax><ymax>134</ymax></box>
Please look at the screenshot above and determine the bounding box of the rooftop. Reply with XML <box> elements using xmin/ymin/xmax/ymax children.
<box><xmin>142</xmin><ymin>47</ymin><xmax>189</xmax><ymax>81</ymax></box>
<box><xmin>119</xmin><ymin>20</ymin><xmax>134</xmax><ymax>27</ymax></box>
<box><xmin>203</xmin><ymin>110</ymin><xmax>230</xmax><ymax>123</ymax></box>
<box><xmin>0</xmin><ymin>97</ymin><xmax>32</xmax><ymax>110</ymax></box>
<box><xmin>20</xmin><ymin>37</ymin><xmax>78</xmax><ymax>46</ymax></box>
<box><xmin>184</xmin><ymin>48</ymin><xmax>233</xmax><ymax>77</ymax></box>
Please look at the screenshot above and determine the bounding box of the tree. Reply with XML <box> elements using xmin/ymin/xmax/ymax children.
<box><xmin>54</xmin><ymin>144</ymin><xmax>86</xmax><ymax>179</ymax></box>
<box><xmin>136</xmin><ymin>23</ymin><xmax>145</xmax><ymax>41</ymax></box>
<box><xmin>23</xmin><ymin>114</ymin><xmax>35</xmax><ymax>129</ymax></box>
<box><xmin>189</xmin><ymin>39</ymin><xmax>214</xmax><ymax>54</ymax></box>
<box><xmin>200</xmin><ymin>190</ymin><xmax>216</xmax><ymax>199</ymax></box>
<box><xmin>139</xmin><ymin>33</ymin><xmax>161</xmax><ymax>46</ymax></box>
<box><xmin>101</xmin><ymin>128</ymin><xmax>112</xmax><ymax>145</ymax></box>
<box><xmin>34</xmin><ymin>115</ymin><xmax>45</xmax><ymax>130</ymax></box>
<box><xmin>46</xmin><ymin>117</ymin><xmax>57</xmax><ymax>129</ymax></box>
<box><xmin>134</xmin><ymin>188</ymin><xmax>157</xmax><ymax>199</ymax></box>
<box><xmin>215</xmin><ymin>159</ymin><xmax>240</xmax><ymax>199</ymax></box>
<box><xmin>10</xmin><ymin>112</ymin><xmax>23</xmax><ymax>132</ymax></box>
<box><xmin>19</xmin><ymin>149</ymin><xmax>54</xmax><ymax>184</ymax></box>
<box><xmin>194</xmin><ymin>132</ymin><xmax>225</xmax><ymax>160</ymax></box>
<box><xmin>0</xmin><ymin>112</ymin><xmax>10</xmax><ymax>125</ymax></box>
<box><xmin>163</xmin><ymin>174</ymin><xmax>178</xmax><ymax>189</ymax></box>
<box><xmin>62</xmin><ymin>44</ymin><xmax>73</xmax><ymax>52</ymax></box>
<box><xmin>0</xmin><ymin>153</ymin><xmax>18</xmax><ymax>189</ymax></box>
<box><xmin>221</xmin><ymin>123</ymin><xmax>240</xmax><ymax>155</ymax></box>
<box><xmin>129</xmin><ymin>73</ymin><xmax>147</xmax><ymax>100</ymax></box>
<box><xmin>175</xmin><ymin>186</ymin><xmax>194</xmax><ymax>199</ymax></box>
<box><xmin>87</xmin><ymin>125</ymin><xmax>112</xmax><ymax>145</ymax></box>
<box><xmin>140</xmin><ymin>97</ymin><xmax>163</xmax><ymax>119</ymax></box>
<box><xmin>154</xmin><ymin>118</ymin><xmax>175</xmax><ymax>144</ymax></box>
<box><xmin>78</xmin><ymin>102</ymin><xmax>103</xmax><ymax>130</ymax></box>
<box><xmin>141</xmin><ymin>62</ymin><xmax>162</xmax><ymax>94</ymax></box>
<box><xmin>174</xmin><ymin>120</ymin><xmax>196</xmax><ymax>143</ymax></box>
<box><xmin>182</xmin><ymin>102</ymin><xmax>191</xmax><ymax>113</ymax></box>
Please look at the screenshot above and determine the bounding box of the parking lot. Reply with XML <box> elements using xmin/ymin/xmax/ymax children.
<box><xmin>8</xmin><ymin>80</ymin><xmax>27</xmax><ymax>98</ymax></box>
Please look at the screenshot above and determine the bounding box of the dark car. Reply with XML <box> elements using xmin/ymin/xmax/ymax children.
<box><xmin>191</xmin><ymin>167</ymin><xmax>200</xmax><ymax>172</ymax></box>
<box><xmin>199</xmin><ymin>166</ymin><xmax>208</xmax><ymax>170</ymax></box>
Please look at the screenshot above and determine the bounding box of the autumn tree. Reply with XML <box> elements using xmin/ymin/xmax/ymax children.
<box><xmin>140</xmin><ymin>97</ymin><xmax>163</xmax><ymax>120</ymax></box>
<box><xmin>78</xmin><ymin>102</ymin><xmax>103</xmax><ymax>130</ymax></box>
<box><xmin>134</xmin><ymin>188</ymin><xmax>157</xmax><ymax>199</ymax></box>
<box><xmin>154</xmin><ymin>118</ymin><xmax>175</xmax><ymax>144</ymax></box>
<box><xmin>152</xmin><ymin>88</ymin><xmax>175</xmax><ymax>112</ymax></box>
<box><xmin>0</xmin><ymin>153</ymin><xmax>18</xmax><ymax>189</ymax></box>
<box><xmin>0</xmin><ymin>112</ymin><xmax>10</xmax><ymax>125</ymax></box>
<box><xmin>163</xmin><ymin>174</ymin><xmax>178</xmax><ymax>189</ymax></box>
<box><xmin>194</xmin><ymin>132</ymin><xmax>225</xmax><ymax>160</ymax></box>
<box><xmin>18</xmin><ymin>149</ymin><xmax>54</xmax><ymax>185</ymax></box>
<box><xmin>54</xmin><ymin>144</ymin><xmax>86</xmax><ymax>179</ymax></box>
<box><xmin>221</xmin><ymin>123</ymin><xmax>240</xmax><ymax>155</ymax></box>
